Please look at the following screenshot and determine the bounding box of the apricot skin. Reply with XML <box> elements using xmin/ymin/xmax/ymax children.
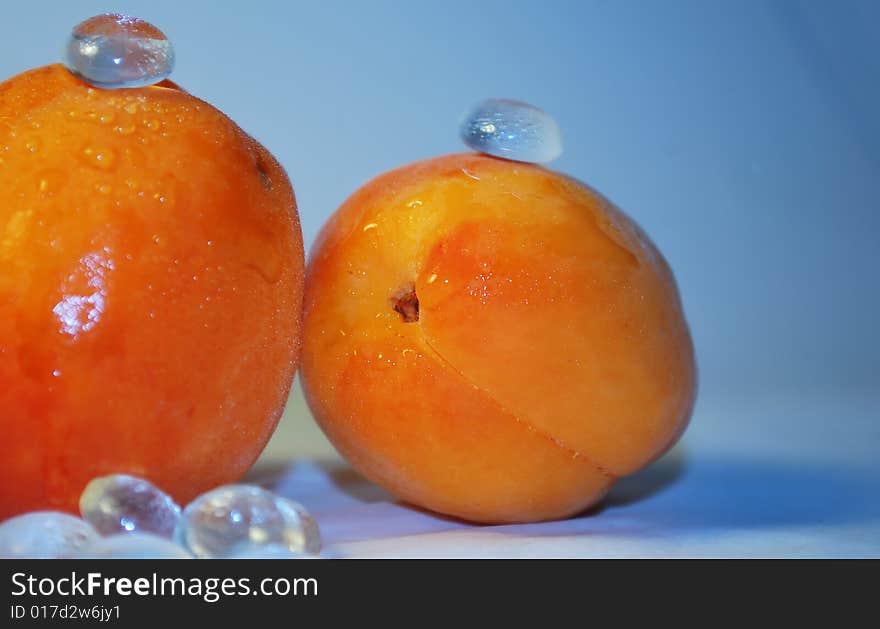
<box><xmin>301</xmin><ymin>153</ymin><xmax>696</xmax><ymax>523</ymax></box>
<box><xmin>0</xmin><ymin>65</ymin><xmax>304</xmax><ymax>519</ymax></box>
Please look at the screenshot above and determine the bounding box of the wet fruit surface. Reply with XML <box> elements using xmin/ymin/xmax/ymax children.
<box><xmin>301</xmin><ymin>153</ymin><xmax>695</xmax><ymax>523</ymax></box>
<box><xmin>0</xmin><ymin>64</ymin><xmax>304</xmax><ymax>519</ymax></box>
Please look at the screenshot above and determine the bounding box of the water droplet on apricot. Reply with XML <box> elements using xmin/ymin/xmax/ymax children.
<box><xmin>80</xmin><ymin>147</ymin><xmax>116</xmax><ymax>170</ymax></box>
<box><xmin>459</xmin><ymin>99</ymin><xmax>563</xmax><ymax>163</ymax></box>
<box><xmin>64</xmin><ymin>14</ymin><xmax>175</xmax><ymax>89</ymax></box>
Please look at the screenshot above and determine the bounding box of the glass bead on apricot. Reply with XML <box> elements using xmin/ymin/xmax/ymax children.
<box><xmin>64</xmin><ymin>13</ymin><xmax>175</xmax><ymax>89</ymax></box>
<box><xmin>459</xmin><ymin>98</ymin><xmax>563</xmax><ymax>164</ymax></box>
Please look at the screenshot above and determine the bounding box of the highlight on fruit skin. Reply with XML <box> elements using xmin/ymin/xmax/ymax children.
<box><xmin>300</xmin><ymin>153</ymin><xmax>696</xmax><ymax>524</ymax></box>
<box><xmin>0</xmin><ymin>64</ymin><xmax>305</xmax><ymax>519</ymax></box>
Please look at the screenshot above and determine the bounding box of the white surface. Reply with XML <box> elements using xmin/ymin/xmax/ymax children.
<box><xmin>251</xmin><ymin>389</ymin><xmax>880</xmax><ymax>558</ymax></box>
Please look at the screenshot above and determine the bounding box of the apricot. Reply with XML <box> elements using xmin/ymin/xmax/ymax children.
<box><xmin>301</xmin><ymin>153</ymin><xmax>695</xmax><ymax>523</ymax></box>
<box><xmin>0</xmin><ymin>65</ymin><xmax>304</xmax><ymax>519</ymax></box>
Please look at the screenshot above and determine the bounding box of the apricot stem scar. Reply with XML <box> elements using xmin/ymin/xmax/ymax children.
<box><xmin>391</xmin><ymin>285</ymin><xmax>419</xmax><ymax>323</ymax></box>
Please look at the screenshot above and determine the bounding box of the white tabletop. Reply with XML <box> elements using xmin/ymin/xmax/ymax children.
<box><xmin>251</xmin><ymin>384</ymin><xmax>880</xmax><ymax>558</ymax></box>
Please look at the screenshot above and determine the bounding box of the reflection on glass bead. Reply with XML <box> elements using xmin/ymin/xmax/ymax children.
<box><xmin>175</xmin><ymin>485</ymin><xmax>322</xmax><ymax>558</ymax></box>
<box><xmin>79</xmin><ymin>474</ymin><xmax>181</xmax><ymax>538</ymax></box>
<box><xmin>63</xmin><ymin>13</ymin><xmax>175</xmax><ymax>89</ymax></box>
<box><xmin>0</xmin><ymin>512</ymin><xmax>98</xmax><ymax>558</ymax></box>
<box><xmin>459</xmin><ymin>98</ymin><xmax>563</xmax><ymax>164</ymax></box>
<box><xmin>226</xmin><ymin>543</ymin><xmax>321</xmax><ymax>559</ymax></box>
<box><xmin>76</xmin><ymin>533</ymin><xmax>191</xmax><ymax>559</ymax></box>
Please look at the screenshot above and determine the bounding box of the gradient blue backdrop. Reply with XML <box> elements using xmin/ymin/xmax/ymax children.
<box><xmin>2</xmin><ymin>1</ymin><xmax>877</xmax><ymax>410</ymax></box>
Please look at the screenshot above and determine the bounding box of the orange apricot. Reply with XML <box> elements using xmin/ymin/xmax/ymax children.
<box><xmin>301</xmin><ymin>153</ymin><xmax>695</xmax><ymax>523</ymax></box>
<box><xmin>0</xmin><ymin>65</ymin><xmax>304</xmax><ymax>519</ymax></box>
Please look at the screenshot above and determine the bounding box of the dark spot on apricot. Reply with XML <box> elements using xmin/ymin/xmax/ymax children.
<box><xmin>392</xmin><ymin>285</ymin><xmax>419</xmax><ymax>323</ymax></box>
<box><xmin>256</xmin><ymin>155</ymin><xmax>273</xmax><ymax>191</ymax></box>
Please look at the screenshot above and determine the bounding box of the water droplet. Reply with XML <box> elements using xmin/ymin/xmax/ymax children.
<box><xmin>459</xmin><ymin>98</ymin><xmax>562</xmax><ymax>164</ymax></box>
<box><xmin>36</xmin><ymin>170</ymin><xmax>67</xmax><ymax>197</ymax></box>
<box><xmin>75</xmin><ymin>533</ymin><xmax>191</xmax><ymax>559</ymax></box>
<box><xmin>64</xmin><ymin>13</ymin><xmax>175</xmax><ymax>89</ymax></box>
<box><xmin>79</xmin><ymin>474</ymin><xmax>181</xmax><ymax>538</ymax></box>
<box><xmin>0</xmin><ymin>512</ymin><xmax>98</xmax><ymax>558</ymax></box>
<box><xmin>174</xmin><ymin>485</ymin><xmax>321</xmax><ymax>558</ymax></box>
<box><xmin>80</xmin><ymin>146</ymin><xmax>116</xmax><ymax>170</ymax></box>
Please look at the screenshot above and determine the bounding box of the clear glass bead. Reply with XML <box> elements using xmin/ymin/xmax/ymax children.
<box><xmin>226</xmin><ymin>543</ymin><xmax>321</xmax><ymax>559</ymax></box>
<box><xmin>174</xmin><ymin>485</ymin><xmax>322</xmax><ymax>558</ymax></box>
<box><xmin>76</xmin><ymin>533</ymin><xmax>191</xmax><ymax>559</ymax></box>
<box><xmin>79</xmin><ymin>474</ymin><xmax>181</xmax><ymax>538</ymax></box>
<box><xmin>63</xmin><ymin>13</ymin><xmax>175</xmax><ymax>89</ymax></box>
<box><xmin>0</xmin><ymin>512</ymin><xmax>98</xmax><ymax>558</ymax></box>
<box><xmin>459</xmin><ymin>98</ymin><xmax>563</xmax><ymax>163</ymax></box>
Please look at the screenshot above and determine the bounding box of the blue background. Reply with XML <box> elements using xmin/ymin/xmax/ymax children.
<box><xmin>2</xmin><ymin>1</ymin><xmax>877</xmax><ymax>556</ymax></box>
<box><xmin>3</xmin><ymin>0</ymin><xmax>876</xmax><ymax>402</ymax></box>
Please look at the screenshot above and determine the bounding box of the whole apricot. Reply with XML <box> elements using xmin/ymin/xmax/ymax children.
<box><xmin>0</xmin><ymin>65</ymin><xmax>304</xmax><ymax>519</ymax></box>
<box><xmin>301</xmin><ymin>153</ymin><xmax>695</xmax><ymax>523</ymax></box>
